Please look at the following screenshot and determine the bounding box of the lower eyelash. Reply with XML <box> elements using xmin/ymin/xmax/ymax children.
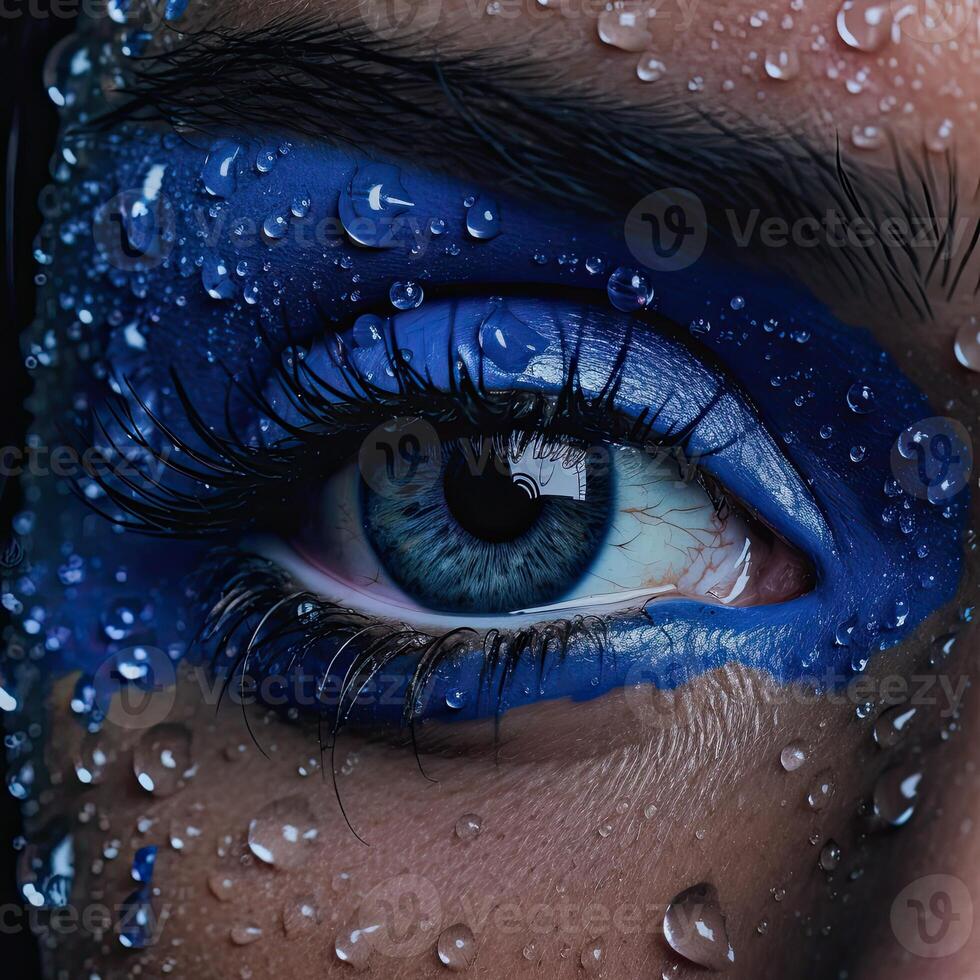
<box><xmin>192</xmin><ymin>547</ymin><xmax>609</xmax><ymax>735</ymax></box>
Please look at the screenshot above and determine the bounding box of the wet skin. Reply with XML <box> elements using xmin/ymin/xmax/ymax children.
<box><xmin>5</xmin><ymin>0</ymin><xmax>980</xmax><ymax>978</ymax></box>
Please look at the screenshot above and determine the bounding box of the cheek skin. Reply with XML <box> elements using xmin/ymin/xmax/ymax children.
<box><xmin>40</xmin><ymin>603</ymin><xmax>970</xmax><ymax>979</ymax></box>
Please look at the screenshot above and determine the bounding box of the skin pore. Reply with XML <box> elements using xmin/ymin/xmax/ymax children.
<box><xmin>7</xmin><ymin>0</ymin><xmax>980</xmax><ymax>978</ymax></box>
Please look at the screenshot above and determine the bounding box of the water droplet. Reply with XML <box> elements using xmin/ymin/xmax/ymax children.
<box><xmin>836</xmin><ymin>0</ymin><xmax>892</xmax><ymax>52</ymax></box>
<box><xmin>689</xmin><ymin>317</ymin><xmax>711</xmax><ymax>338</ymax></box>
<box><xmin>340</xmin><ymin>162</ymin><xmax>415</xmax><ymax>248</ymax></box>
<box><xmin>819</xmin><ymin>840</ymin><xmax>841</xmax><ymax>871</ymax></box>
<box><xmin>607</xmin><ymin>266</ymin><xmax>653</xmax><ymax>312</ymax></box>
<box><xmin>201</xmin><ymin>140</ymin><xmax>240</xmax><ymax>197</ymax></box>
<box><xmin>885</xmin><ymin>597</ymin><xmax>910</xmax><ymax>629</ymax></box>
<box><xmin>849</xmin><ymin>445</ymin><xmax>867</xmax><ymax>463</ymax></box>
<box><xmin>819</xmin><ymin>424</ymin><xmax>833</xmax><ymax>440</ymax></box>
<box><xmin>290</xmin><ymin>192</ymin><xmax>311</xmax><ymax>218</ymax></box>
<box><xmin>764</xmin><ymin>46</ymin><xmax>800</xmax><ymax>80</ymax></box>
<box><xmin>780</xmin><ymin>742</ymin><xmax>807</xmax><ymax>772</ymax></box>
<box><xmin>597</xmin><ymin>5</ymin><xmax>652</xmax><ymax>51</ymax></box>
<box><xmin>478</xmin><ymin>305</ymin><xmax>548</xmax><ymax>372</ymax></box>
<box><xmin>230</xmin><ymin>923</ymin><xmax>263</xmax><ymax>946</ymax></box>
<box><xmin>637</xmin><ymin>53</ymin><xmax>666</xmax><ymax>82</ymax></box>
<box><xmin>131</xmin><ymin>845</ymin><xmax>156</xmax><ymax>883</ymax></box>
<box><xmin>208</xmin><ymin>872</ymin><xmax>235</xmax><ymax>902</ymax></box>
<box><xmin>163</xmin><ymin>0</ymin><xmax>189</xmax><ymax>19</ymax></box>
<box><xmin>262</xmin><ymin>212</ymin><xmax>289</xmax><ymax>241</ymax></box>
<box><xmin>934</xmin><ymin>631</ymin><xmax>957</xmax><ymax>660</ymax></box>
<box><xmin>851</xmin><ymin>124</ymin><xmax>883</xmax><ymax>150</ymax></box>
<box><xmin>118</xmin><ymin>886</ymin><xmax>154</xmax><ymax>948</ymax></box>
<box><xmin>846</xmin><ymin>382</ymin><xmax>876</xmax><ymax>413</ymax></box>
<box><xmin>873</xmin><ymin>764</ymin><xmax>922</xmax><ymax>826</ymax></box>
<box><xmin>201</xmin><ymin>254</ymin><xmax>236</xmax><ymax>300</ymax></box>
<box><xmin>74</xmin><ymin>734</ymin><xmax>109</xmax><ymax>785</ymax></box>
<box><xmin>953</xmin><ymin>322</ymin><xmax>980</xmax><ymax>372</ymax></box>
<box><xmin>255</xmin><ymin>146</ymin><xmax>277</xmax><ymax>174</ymax></box>
<box><xmin>389</xmin><ymin>281</ymin><xmax>424</xmax><ymax>310</ymax></box>
<box><xmin>437</xmin><ymin>923</ymin><xmax>477</xmax><ymax>970</ymax></box>
<box><xmin>580</xmin><ymin>936</ymin><xmax>604</xmax><ymax>975</ymax></box>
<box><xmin>445</xmin><ymin>689</ymin><xmax>468</xmax><ymax>710</ymax></box>
<box><xmin>806</xmin><ymin>771</ymin><xmax>836</xmax><ymax>811</ymax></box>
<box><xmin>756</xmin><ymin>919</ymin><xmax>769</xmax><ymax>935</ymax></box>
<box><xmin>247</xmin><ymin>795</ymin><xmax>320</xmax><ymax>869</ymax></box>
<box><xmin>335</xmin><ymin>923</ymin><xmax>377</xmax><ymax>970</ymax></box>
<box><xmin>350</xmin><ymin>313</ymin><xmax>385</xmax><ymax>348</ymax></box>
<box><xmin>663</xmin><ymin>882</ymin><xmax>735</xmax><ymax>970</ymax></box>
<box><xmin>283</xmin><ymin>897</ymin><xmax>320</xmax><ymax>937</ymax></box>
<box><xmin>834</xmin><ymin>614</ymin><xmax>858</xmax><ymax>646</ymax></box>
<box><xmin>133</xmin><ymin>723</ymin><xmax>195</xmax><ymax>796</ymax></box>
<box><xmin>873</xmin><ymin>704</ymin><xmax>917</xmax><ymax>748</ymax></box>
<box><xmin>17</xmin><ymin>826</ymin><xmax>74</xmax><ymax>909</ymax></box>
<box><xmin>925</xmin><ymin>118</ymin><xmax>954</xmax><ymax>154</ymax></box>
<box><xmin>730</xmin><ymin>295</ymin><xmax>745</xmax><ymax>311</ymax></box>
<box><xmin>169</xmin><ymin>817</ymin><xmax>203</xmax><ymax>852</ymax></box>
<box><xmin>465</xmin><ymin>197</ymin><xmax>501</xmax><ymax>240</ymax></box>
<box><xmin>455</xmin><ymin>813</ymin><xmax>482</xmax><ymax>841</ymax></box>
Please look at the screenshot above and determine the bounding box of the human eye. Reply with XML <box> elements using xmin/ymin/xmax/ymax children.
<box><xmin>79</xmin><ymin>126</ymin><xmax>962</xmax><ymax>735</ymax></box>
<box><xmin>253</xmin><ymin>300</ymin><xmax>817</xmax><ymax>627</ymax></box>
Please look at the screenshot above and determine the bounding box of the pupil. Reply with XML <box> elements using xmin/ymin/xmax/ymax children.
<box><xmin>443</xmin><ymin>446</ymin><xmax>543</xmax><ymax>543</ymax></box>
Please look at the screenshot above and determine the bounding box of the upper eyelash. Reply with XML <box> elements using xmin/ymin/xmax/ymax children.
<box><xmin>76</xmin><ymin>321</ymin><xmax>724</xmax><ymax>536</ymax></box>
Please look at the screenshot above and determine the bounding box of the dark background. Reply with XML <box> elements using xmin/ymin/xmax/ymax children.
<box><xmin>2</xmin><ymin>8</ymin><xmax>76</xmax><ymax>974</ymax></box>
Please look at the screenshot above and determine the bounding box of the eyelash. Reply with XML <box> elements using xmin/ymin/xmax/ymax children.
<box><xmin>78</xmin><ymin>323</ymin><xmax>741</xmax><ymax>764</ymax></box>
<box><xmin>192</xmin><ymin>546</ymin><xmax>609</xmax><ymax>733</ymax></box>
<box><xmin>81</xmin><ymin>323</ymin><xmax>724</xmax><ymax>538</ymax></box>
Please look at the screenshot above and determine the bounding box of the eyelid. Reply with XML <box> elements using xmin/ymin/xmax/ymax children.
<box><xmin>263</xmin><ymin>295</ymin><xmax>837</xmax><ymax>574</ymax></box>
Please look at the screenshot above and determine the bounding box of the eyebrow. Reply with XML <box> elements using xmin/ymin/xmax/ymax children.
<box><xmin>99</xmin><ymin>17</ymin><xmax>976</xmax><ymax>318</ymax></box>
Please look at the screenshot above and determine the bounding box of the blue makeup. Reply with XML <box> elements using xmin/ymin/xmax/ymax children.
<box><xmin>13</xmin><ymin>123</ymin><xmax>968</xmax><ymax>733</ymax></box>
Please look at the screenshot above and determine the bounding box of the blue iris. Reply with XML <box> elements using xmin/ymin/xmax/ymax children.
<box><xmin>361</xmin><ymin>440</ymin><xmax>613</xmax><ymax>613</ymax></box>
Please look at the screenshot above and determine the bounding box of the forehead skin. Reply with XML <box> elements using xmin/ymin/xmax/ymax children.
<box><xmin>27</xmin><ymin>2</ymin><xmax>980</xmax><ymax>979</ymax></box>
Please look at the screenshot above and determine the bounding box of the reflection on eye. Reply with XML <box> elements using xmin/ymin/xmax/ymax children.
<box><xmin>273</xmin><ymin>427</ymin><xmax>813</xmax><ymax>627</ymax></box>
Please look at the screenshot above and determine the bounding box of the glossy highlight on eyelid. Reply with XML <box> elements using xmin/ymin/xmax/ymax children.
<box><xmin>31</xmin><ymin>125</ymin><xmax>968</xmax><ymax>730</ymax></box>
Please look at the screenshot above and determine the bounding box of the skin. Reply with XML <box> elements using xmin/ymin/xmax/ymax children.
<box><xmin>9</xmin><ymin>0</ymin><xmax>980</xmax><ymax>977</ymax></box>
